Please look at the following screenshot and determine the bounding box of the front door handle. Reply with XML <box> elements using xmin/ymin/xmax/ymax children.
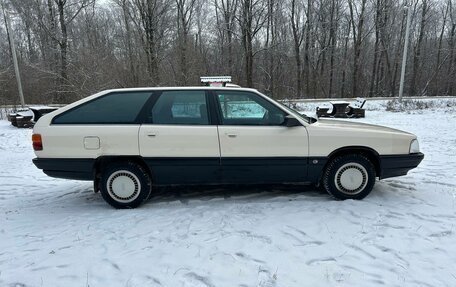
<box><xmin>226</xmin><ymin>133</ymin><xmax>237</xmax><ymax>138</ymax></box>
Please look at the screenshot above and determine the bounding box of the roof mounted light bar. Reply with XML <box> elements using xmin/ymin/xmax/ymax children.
<box><xmin>200</xmin><ymin>76</ymin><xmax>232</xmax><ymax>87</ymax></box>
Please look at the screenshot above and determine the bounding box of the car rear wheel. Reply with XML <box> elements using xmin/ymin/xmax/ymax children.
<box><xmin>322</xmin><ymin>154</ymin><xmax>376</xmax><ymax>200</ymax></box>
<box><xmin>100</xmin><ymin>162</ymin><xmax>151</xmax><ymax>208</ymax></box>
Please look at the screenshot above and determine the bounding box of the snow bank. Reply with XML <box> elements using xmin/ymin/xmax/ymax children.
<box><xmin>289</xmin><ymin>97</ymin><xmax>456</xmax><ymax>115</ymax></box>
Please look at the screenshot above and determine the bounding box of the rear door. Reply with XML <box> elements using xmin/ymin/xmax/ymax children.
<box><xmin>214</xmin><ymin>90</ymin><xmax>309</xmax><ymax>184</ymax></box>
<box><xmin>138</xmin><ymin>90</ymin><xmax>220</xmax><ymax>184</ymax></box>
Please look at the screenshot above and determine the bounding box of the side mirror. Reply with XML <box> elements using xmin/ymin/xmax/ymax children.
<box><xmin>285</xmin><ymin>115</ymin><xmax>302</xmax><ymax>127</ymax></box>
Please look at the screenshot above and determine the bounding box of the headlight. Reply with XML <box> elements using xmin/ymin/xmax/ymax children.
<box><xmin>409</xmin><ymin>139</ymin><xmax>420</xmax><ymax>153</ymax></box>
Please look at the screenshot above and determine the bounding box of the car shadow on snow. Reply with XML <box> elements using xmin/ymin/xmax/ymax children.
<box><xmin>41</xmin><ymin>179</ymin><xmax>417</xmax><ymax>209</ymax></box>
<box><xmin>144</xmin><ymin>178</ymin><xmax>422</xmax><ymax>208</ymax></box>
<box><xmin>147</xmin><ymin>184</ymin><xmax>330</xmax><ymax>206</ymax></box>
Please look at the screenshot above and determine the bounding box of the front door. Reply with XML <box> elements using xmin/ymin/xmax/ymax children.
<box><xmin>214</xmin><ymin>90</ymin><xmax>309</xmax><ymax>184</ymax></box>
<box><xmin>139</xmin><ymin>90</ymin><xmax>220</xmax><ymax>184</ymax></box>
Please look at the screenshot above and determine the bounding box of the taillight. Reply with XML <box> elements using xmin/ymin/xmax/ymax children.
<box><xmin>32</xmin><ymin>134</ymin><xmax>43</xmax><ymax>151</ymax></box>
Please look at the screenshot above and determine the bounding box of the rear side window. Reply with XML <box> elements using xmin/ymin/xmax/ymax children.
<box><xmin>150</xmin><ymin>91</ymin><xmax>209</xmax><ymax>125</ymax></box>
<box><xmin>52</xmin><ymin>92</ymin><xmax>151</xmax><ymax>124</ymax></box>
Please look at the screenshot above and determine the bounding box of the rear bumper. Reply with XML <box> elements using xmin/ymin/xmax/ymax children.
<box><xmin>379</xmin><ymin>152</ymin><xmax>424</xmax><ymax>179</ymax></box>
<box><xmin>33</xmin><ymin>158</ymin><xmax>94</xmax><ymax>180</ymax></box>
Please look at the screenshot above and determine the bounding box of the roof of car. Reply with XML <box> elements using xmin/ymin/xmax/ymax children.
<box><xmin>102</xmin><ymin>86</ymin><xmax>257</xmax><ymax>93</ymax></box>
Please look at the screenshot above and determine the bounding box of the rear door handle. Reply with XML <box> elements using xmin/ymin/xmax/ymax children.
<box><xmin>147</xmin><ymin>132</ymin><xmax>158</xmax><ymax>137</ymax></box>
<box><xmin>226</xmin><ymin>133</ymin><xmax>237</xmax><ymax>138</ymax></box>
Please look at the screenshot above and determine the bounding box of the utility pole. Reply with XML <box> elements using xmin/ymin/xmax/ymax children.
<box><xmin>398</xmin><ymin>1</ymin><xmax>412</xmax><ymax>103</ymax></box>
<box><xmin>2</xmin><ymin>1</ymin><xmax>25</xmax><ymax>108</ymax></box>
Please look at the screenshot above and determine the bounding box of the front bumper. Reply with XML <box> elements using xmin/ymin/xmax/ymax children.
<box><xmin>379</xmin><ymin>152</ymin><xmax>424</xmax><ymax>179</ymax></box>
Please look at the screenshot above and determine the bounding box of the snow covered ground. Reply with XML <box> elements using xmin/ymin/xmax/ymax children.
<box><xmin>1</xmin><ymin>100</ymin><xmax>455</xmax><ymax>287</ymax></box>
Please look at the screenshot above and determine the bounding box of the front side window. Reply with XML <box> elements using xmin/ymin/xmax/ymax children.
<box><xmin>52</xmin><ymin>92</ymin><xmax>151</xmax><ymax>124</ymax></box>
<box><xmin>150</xmin><ymin>91</ymin><xmax>209</xmax><ymax>125</ymax></box>
<box><xmin>216</xmin><ymin>91</ymin><xmax>286</xmax><ymax>125</ymax></box>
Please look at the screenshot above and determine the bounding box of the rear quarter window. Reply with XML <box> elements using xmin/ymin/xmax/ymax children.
<box><xmin>52</xmin><ymin>92</ymin><xmax>152</xmax><ymax>124</ymax></box>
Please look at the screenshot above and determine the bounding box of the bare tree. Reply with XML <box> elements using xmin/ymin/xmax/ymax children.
<box><xmin>131</xmin><ymin>0</ymin><xmax>170</xmax><ymax>85</ymax></box>
<box><xmin>175</xmin><ymin>0</ymin><xmax>196</xmax><ymax>85</ymax></box>
<box><xmin>238</xmin><ymin>0</ymin><xmax>267</xmax><ymax>87</ymax></box>
<box><xmin>2</xmin><ymin>0</ymin><xmax>456</xmax><ymax>104</ymax></box>
<box><xmin>447</xmin><ymin>0</ymin><xmax>456</xmax><ymax>95</ymax></box>
<box><xmin>348</xmin><ymin>0</ymin><xmax>368</xmax><ymax>98</ymax></box>
<box><xmin>409</xmin><ymin>0</ymin><xmax>428</xmax><ymax>97</ymax></box>
<box><xmin>327</xmin><ymin>0</ymin><xmax>340</xmax><ymax>98</ymax></box>
<box><xmin>52</xmin><ymin>0</ymin><xmax>94</xmax><ymax>102</ymax></box>
<box><xmin>289</xmin><ymin>0</ymin><xmax>305</xmax><ymax>97</ymax></box>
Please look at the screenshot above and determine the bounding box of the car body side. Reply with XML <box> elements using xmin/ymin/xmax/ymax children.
<box><xmin>32</xmin><ymin>87</ymin><xmax>423</xmax><ymax>186</ymax></box>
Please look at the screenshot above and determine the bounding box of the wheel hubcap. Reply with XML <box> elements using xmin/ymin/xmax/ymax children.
<box><xmin>334</xmin><ymin>163</ymin><xmax>368</xmax><ymax>195</ymax></box>
<box><xmin>107</xmin><ymin>171</ymin><xmax>141</xmax><ymax>203</ymax></box>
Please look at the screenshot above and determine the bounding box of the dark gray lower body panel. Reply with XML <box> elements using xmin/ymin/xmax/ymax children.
<box><xmin>33</xmin><ymin>153</ymin><xmax>424</xmax><ymax>185</ymax></box>
<box><xmin>33</xmin><ymin>157</ymin><xmax>324</xmax><ymax>185</ymax></box>
<box><xmin>145</xmin><ymin>157</ymin><xmax>315</xmax><ymax>185</ymax></box>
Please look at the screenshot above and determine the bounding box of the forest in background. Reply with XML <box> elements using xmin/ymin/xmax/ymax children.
<box><xmin>0</xmin><ymin>0</ymin><xmax>456</xmax><ymax>104</ymax></box>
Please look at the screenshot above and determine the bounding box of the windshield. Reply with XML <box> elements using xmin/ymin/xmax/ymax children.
<box><xmin>255</xmin><ymin>91</ymin><xmax>317</xmax><ymax>124</ymax></box>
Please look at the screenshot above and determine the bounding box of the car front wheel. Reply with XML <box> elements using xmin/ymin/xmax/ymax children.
<box><xmin>322</xmin><ymin>154</ymin><xmax>376</xmax><ymax>200</ymax></box>
<box><xmin>99</xmin><ymin>162</ymin><xmax>152</xmax><ymax>208</ymax></box>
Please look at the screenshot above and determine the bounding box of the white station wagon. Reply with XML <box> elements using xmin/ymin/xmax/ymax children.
<box><xmin>32</xmin><ymin>87</ymin><xmax>424</xmax><ymax>208</ymax></box>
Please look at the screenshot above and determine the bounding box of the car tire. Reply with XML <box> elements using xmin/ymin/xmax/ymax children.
<box><xmin>99</xmin><ymin>162</ymin><xmax>152</xmax><ymax>209</ymax></box>
<box><xmin>322</xmin><ymin>154</ymin><xmax>376</xmax><ymax>200</ymax></box>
